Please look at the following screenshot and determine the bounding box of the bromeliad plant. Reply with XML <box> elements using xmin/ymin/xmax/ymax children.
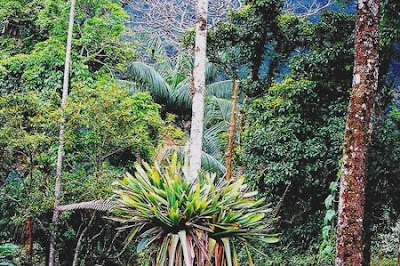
<box><xmin>110</xmin><ymin>153</ymin><xmax>278</xmax><ymax>266</ymax></box>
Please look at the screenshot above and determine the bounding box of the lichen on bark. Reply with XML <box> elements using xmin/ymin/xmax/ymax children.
<box><xmin>335</xmin><ymin>0</ymin><xmax>380</xmax><ymax>265</ymax></box>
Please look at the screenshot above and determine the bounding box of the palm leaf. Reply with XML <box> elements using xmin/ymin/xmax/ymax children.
<box><xmin>205</xmin><ymin>62</ymin><xmax>222</xmax><ymax>84</ymax></box>
<box><xmin>125</xmin><ymin>62</ymin><xmax>171</xmax><ymax>101</ymax></box>
<box><xmin>169</xmin><ymin>79</ymin><xmax>191</xmax><ymax>109</ymax></box>
<box><xmin>202</xmin><ymin>122</ymin><xmax>227</xmax><ymax>160</ymax></box>
<box><xmin>154</xmin><ymin>145</ymin><xmax>226</xmax><ymax>174</ymax></box>
<box><xmin>201</xmin><ymin>151</ymin><xmax>226</xmax><ymax>174</ymax></box>
<box><xmin>169</xmin><ymin>79</ymin><xmax>237</xmax><ymax>110</ymax></box>
<box><xmin>206</xmin><ymin>80</ymin><xmax>234</xmax><ymax>98</ymax></box>
<box><xmin>56</xmin><ymin>200</ymin><xmax>117</xmax><ymax>212</ymax></box>
<box><xmin>206</xmin><ymin>97</ymin><xmax>233</xmax><ymax>123</ymax></box>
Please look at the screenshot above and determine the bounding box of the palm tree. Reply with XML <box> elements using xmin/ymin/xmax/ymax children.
<box><xmin>119</xmin><ymin>60</ymin><xmax>241</xmax><ymax>175</ymax></box>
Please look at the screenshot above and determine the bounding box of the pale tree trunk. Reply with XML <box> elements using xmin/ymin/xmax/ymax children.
<box><xmin>225</xmin><ymin>80</ymin><xmax>239</xmax><ymax>180</ymax></box>
<box><xmin>48</xmin><ymin>0</ymin><xmax>76</xmax><ymax>265</ymax></box>
<box><xmin>335</xmin><ymin>0</ymin><xmax>380</xmax><ymax>265</ymax></box>
<box><xmin>188</xmin><ymin>0</ymin><xmax>208</xmax><ymax>183</ymax></box>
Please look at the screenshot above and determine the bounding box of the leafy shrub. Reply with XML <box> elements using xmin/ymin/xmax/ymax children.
<box><xmin>0</xmin><ymin>243</ymin><xmax>22</xmax><ymax>266</ymax></box>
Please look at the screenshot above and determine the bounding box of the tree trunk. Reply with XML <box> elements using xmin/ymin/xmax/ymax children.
<box><xmin>188</xmin><ymin>0</ymin><xmax>208</xmax><ymax>183</ymax></box>
<box><xmin>397</xmin><ymin>233</ymin><xmax>400</xmax><ymax>266</ymax></box>
<box><xmin>72</xmin><ymin>212</ymin><xmax>96</xmax><ymax>266</ymax></box>
<box><xmin>24</xmin><ymin>217</ymin><xmax>33</xmax><ymax>265</ymax></box>
<box><xmin>49</xmin><ymin>0</ymin><xmax>76</xmax><ymax>265</ymax></box>
<box><xmin>335</xmin><ymin>0</ymin><xmax>380</xmax><ymax>265</ymax></box>
<box><xmin>225</xmin><ymin>80</ymin><xmax>239</xmax><ymax>180</ymax></box>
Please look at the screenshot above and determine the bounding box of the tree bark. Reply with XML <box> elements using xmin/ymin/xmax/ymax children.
<box><xmin>23</xmin><ymin>217</ymin><xmax>33</xmax><ymax>265</ymax></box>
<box><xmin>48</xmin><ymin>0</ymin><xmax>76</xmax><ymax>265</ymax></box>
<box><xmin>225</xmin><ymin>80</ymin><xmax>239</xmax><ymax>180</ymax></box>
<box><xmin>335</xmin><ymin>0</ymin><xmax>380</xmax><ymax>265</ymax></box>
<box><xmin>188</xmin><ymin>0</ymin><xmax>208</xmax><ymax>183</ymax></box>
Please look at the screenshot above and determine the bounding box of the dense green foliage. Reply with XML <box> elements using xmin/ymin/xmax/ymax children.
<box><xmin>240</xmin><ymin>12</ymin><xmax>354</xmax><ymax>249</ymax></box>
<box><xmin>0</xmin><ymin>0</ymin><xmax>165</xmax><ymax>264</ymax></box>
<box><xmin>205</xmin><ymin>3</ymin><xmax>355</xmax><ymax>250</ymax></box>
<box><xmin>1</xmin><ymin>0</ymin><xmax>400</xmax><ymax>264</ymax></box>
<box><xmin>206</xmin><ymin>0</ymin><xmax>400</xmax><ymax>260</ymax></box>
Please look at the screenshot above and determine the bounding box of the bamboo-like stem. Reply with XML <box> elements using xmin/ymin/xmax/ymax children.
<box><xmin>225</xmin><ymin>80</ymin><xmax>239</xmax><ymax>180</ymax></box>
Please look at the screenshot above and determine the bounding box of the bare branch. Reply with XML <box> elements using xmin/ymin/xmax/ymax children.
<box><xmin>123</xmin><ymin>0</ymin><xmax>243</xmax><ymax>63</ymax></box>
<box><xmin>284</xmin><ymin>0</ymin><xmax>337</xmax><ymax>17</ymax></box>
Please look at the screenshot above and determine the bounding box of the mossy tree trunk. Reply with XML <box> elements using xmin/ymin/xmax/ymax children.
<box><xmin>225</xmin><ymin>80</ymin><xmax>239</xmax><ymax>180</ymax></box>
<box><xmin>335</xmin><ymin>0</ymin><xmax>380</xmax><ymax>265</ymax></box>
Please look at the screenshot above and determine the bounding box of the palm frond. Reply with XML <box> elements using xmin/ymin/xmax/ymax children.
<box><xmin>169</xmin><ymin>79</ymin><xmax>192</xmax><ymax>109</ymax></box>
<box><xmin>202</xmin><ymin>122</ymin><xmax>227</xmax><ymax>156</ymax></box>
<box><xmin>56</xmin><ymin>200</ymin><xmax>117</xmax><ymax>212</ymax></box>
<box><xmin>169</xmin><ymin>79</ymin><xmax>235</xmax><ymax>110</ymax></box>
<box><xmin>206</xmin><ymin>80</ymin><xmax>234</xmax><ymax>98</ymax></box>
<box><xmin>205</xmin><ymin>62</ymin><xmax>222</xmax><ymax>84</ymax></box>
<box><xmin>154</xmin><ymin>144</ymin><xmax>226</xmax><ymax>174</ymax></box>
<box><xmin>125</xmin><ymin>62</ymin><xmax>171</xmax><ymax>101</ymax></box>
<box><xmin>201</xmin><ymin>151</ymin><xmax>226</xmax><ymax>174</ymax></box>
<box><xmin>204</xmin><ymin>97</ymin><xmax>234</xmax><ymax>127</ymax></box>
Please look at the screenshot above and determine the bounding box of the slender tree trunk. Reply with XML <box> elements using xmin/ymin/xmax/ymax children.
<box><xmin>335</xmin><ymin>0</ymin><xmax>380</xmax><ymax>265</ymax></box>
<box><xmin>49</xmin><ymin>0</ymin><xmax>76</xmax><ymax>265</ymax></box>
<box><xmin>397</xmin><ymin>233</ymin><xmax>400</xmax><ymax>266</ymax></box>
<box><xmin>23</xmin><ymin>217</ymin><xmax>33</xmax><ymax>265</ymax></box>
<box><xmin>225</xmin><ymin>80</ymin><xmax>239</xmax><ymax>180</ymax></box>
<box><xmin>24</xmin><ymin>155</ymin><xmax>34</xmax><ymax>264</ymax></box>
<box><xmin>188</xmin><ymin>0</ymin><xmax>208</xmax><ymax>183</ymax></box>
<box><xmin>72</xmin><ymin>212</ymin><xmax>96</xmax><ymax>266</ymax></box>
<box><xmin>96</xmin><ymin>153</ymin><xmax>103</xmax><ymax>179</ymax></box>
